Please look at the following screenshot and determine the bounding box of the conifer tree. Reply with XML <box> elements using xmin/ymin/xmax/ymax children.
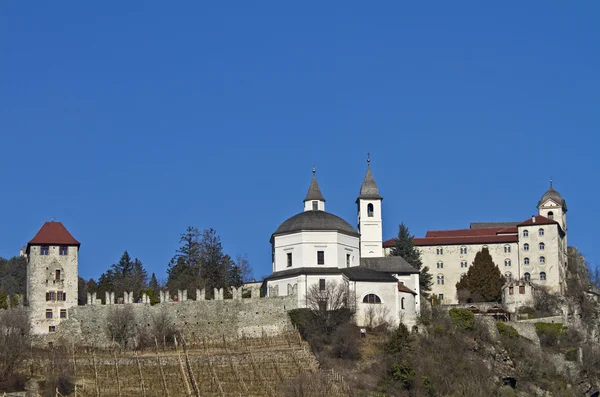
<box><xmin>455</xmin><ymin>247</ymin><xmax>505</xmax><ymax>303</ymax></box>
<box><xmin>390</xmin><ymin>223</ymin><xmax>433</xmax><ymax>298</ymax></box>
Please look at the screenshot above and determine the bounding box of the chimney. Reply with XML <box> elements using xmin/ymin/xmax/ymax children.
<box><xmin>532</xmin><ymin>216</ymin><xmax>536</xmax><ymax>223</ymax></box>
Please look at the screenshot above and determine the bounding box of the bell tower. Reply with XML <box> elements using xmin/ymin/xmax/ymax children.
<box><xmin>357</xmin><ymin>154</ymin><xmax>383</xmax><ymax>258</ymax></box>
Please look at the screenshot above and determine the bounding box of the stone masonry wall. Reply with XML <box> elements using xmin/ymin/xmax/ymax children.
<box><xmin>46</xmin><ymin>291</ymin><xmax>298</xmax><ymax>347</ymax></box>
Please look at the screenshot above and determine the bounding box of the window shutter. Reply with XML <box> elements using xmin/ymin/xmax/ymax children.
<box><xmin>63</xmin><ymin>293</ymin><xmax>66</xmax><ymax>301</ymax></box>
<box><xmin>46</xmin><ymin>292</ymin><xmax>50</xmax><ymax>301</ymax></box>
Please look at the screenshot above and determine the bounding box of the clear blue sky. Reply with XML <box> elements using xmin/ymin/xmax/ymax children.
<box><xmin>1</xmin><ymin>2</ymin><xmax>598</xmax><ymax>282</ymax></box>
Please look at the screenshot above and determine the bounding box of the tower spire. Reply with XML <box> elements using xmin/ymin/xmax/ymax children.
<box><xmin>304</xmin><ymin>166</ymin><xmax>325</xmax><ymax>210</ymax></box>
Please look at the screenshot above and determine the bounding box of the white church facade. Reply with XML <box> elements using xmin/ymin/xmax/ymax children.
<box><xmin>383</xmin><ymin>183</ymin><xmax>568</xmax><ymax>305</ymax></box>
<box><xmin>264</xmin><ymin>162</ymin><xmax>421</xmax><ymax>328</ymax></box>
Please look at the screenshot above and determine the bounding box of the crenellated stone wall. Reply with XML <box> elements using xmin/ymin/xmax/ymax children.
<box><xmin>42</xmin><ymin>288</ymin><xmax>297</xmax><ymax>347</ymax></box>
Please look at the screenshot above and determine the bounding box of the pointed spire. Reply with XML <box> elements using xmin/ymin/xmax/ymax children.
<box><xmin>304</xmin><ymin>166</ymin><xmax>325</xmax><ymax>202</ymax></box>
<box><xmin>358</xmin><ymin>154</ymin><xmax>382</xmax><ymax>200</ymax></box>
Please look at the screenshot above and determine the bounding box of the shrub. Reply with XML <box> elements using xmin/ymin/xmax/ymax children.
<box><xmin>448</xmin><ymin>308</ymin><xmax>474</xmax><ymax>330</ymax></box>
<box><xmin>534</xmin><ymin>322</ymin><xmax>566</xmax><ymax>347</ymax></box>
<box><xmin>330</xmin><ymin>323</ymin><xmax>361</xmax><ymax>360</ymax></box>
<box><xmin>384</xmin><ymin>324</ymin><xmax>411</xmax><ymax>355</ymax></box>
<box><xmin>497</xmin><ymin>322</ymin><xmax>519</xmax><ymax>339</ymax></box>
<box><xmin>384</xmin><ymin>359</ymin><xmax>415</xmax><ymax>390</ymax></box>
<box><xmin>41</xmin><ymin>374</ymin><xmax>74</xmax><ymax>397</ymax></box>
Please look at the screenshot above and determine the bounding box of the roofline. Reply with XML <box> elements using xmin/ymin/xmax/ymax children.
<box><xmin>270</xmin><ymin>228</ymin><xmax>361</xmax><ymax>243</ymax></box>
<box><xmin>26</xmin><ymin>242</ymin><xmax>80</xmax><ymax>254</ymax></box>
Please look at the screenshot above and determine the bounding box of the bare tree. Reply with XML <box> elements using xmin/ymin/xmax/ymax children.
<box><xmin>0</xmin><ymin>307</ymin><xmax>29</xmax><ymax>381</ymax></box>
<box><xmin>305</xmin><ymin>280</ymin><xmax>355</xmax><ymax>335</ymax></box>
<box><xmin>364</xmin><ymin>304</ymin><xmax>392</xmax><ymax>330</ymax></box>
<box><xmin>106</xmin><ymin>305</ymin><xmax>136</xmax><ymax>347</ymax></box>
<box><xmin>152</xmin><ymin>307</ymin><xmax>176</xmax><ymax>346</ymax></box>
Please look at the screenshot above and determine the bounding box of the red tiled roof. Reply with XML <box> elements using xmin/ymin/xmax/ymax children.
<box><xmin>413</xmin><ymin>234</ymin><xmax>518</xmax><ymax>246</ymax></box>
<box><xmin>27</xmin><ymin>222</ymin><xmax>80</xmax><ymax>250</ymax></box>
<box><xmin>398</xmin><ymin>282</ymin><xmax>417</xmax><ymax>295</ymax></box>
<box><xmin>517</xmin><ymin>215</ymin><xmax>558</xmax><ymax>227</ymax></box>
<box><xmin>425</xmin><ymin>227</ymin><xmax>516</xmax><ymax>238</ymax></box>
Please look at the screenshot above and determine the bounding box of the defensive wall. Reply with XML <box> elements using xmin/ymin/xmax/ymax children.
<box><xmin>41</xmin><ymin>286</ymin><xmax>298</xmax><ymax>347</ymax></box>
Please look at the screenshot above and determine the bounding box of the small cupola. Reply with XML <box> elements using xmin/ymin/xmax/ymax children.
<box><xmin>303</xmin><ymin>167</ymin><xmax>325</xmax><ymax>211</ymax></box>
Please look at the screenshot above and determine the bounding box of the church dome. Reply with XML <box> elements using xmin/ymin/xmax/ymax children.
<box><xmin>273</xmin><ymin>211</ymin><xmax>359</xmax><ymax>237</ymax></box>
<box><xmin>538</xmin><ymin>184</ymin><xmax>567</xmax><ymax>210</ymax></box>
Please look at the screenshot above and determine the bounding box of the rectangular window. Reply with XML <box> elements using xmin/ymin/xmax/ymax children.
<box><xmin>346</xmin><ymin>254</ymin><xmax>351</xmax><ymax>267</ymax></box>
<box><xmin>59</xmin><ymin>246</ymin><xmax>68</xmax><ymax>255</ymax></box>
<box><xmin>46</xmin><ymin>309</ymin><xmax>53</xmax><ymax>319</ymax></box>
<box><xmin>317</xmin><ymin>251</ymin><xmax>325</xmax><ymax>265</ymax></box>
<box><xmin>57</xmin><ymin>291</ymin><xmax>66</xmax><ymax>301</ymax></box>
<box><xmin>319</xmin><ymin>279</ymin><xmax>326</xmax><ymax>291</ymax></box>
<box><xmin>46</xmin><ymin>291</ymin><xmax>56</xmax><ymax>301</ymax></box>
<box><xmin>40</xmin><ymin>245</ymin><xmax>49</xmax><ymax>255</ymax></box>
<box><xmin>438</xmin><ymin>294</ymin><xmax>444</xmax><ymax>301</ymax></box>
<box><xmin>55</xmin><ymin>269</ymin><xmax>61</xmax><ymax>280</ymax></box>
<box><xmin>312</xmin><ymin>201</ymin><xmax>318</xmax><ymax>211</ymax></box>
<box><xmin>286</xmin><ymin>253</ymin><xmax>292</xmax><ymax>267</ymax></box>
<box><xmin>519</xmin><ymin>286</ymin><xmax>525</xmax><ymax>294</ymax></box>
<box><xmin>49</xmin><ymin>326</ymin><xmax>56</xmax><ymax>333</ymax></box>
<box><xmin>60</xmin><ymin>309</ymin><xmax>67</xmax><ymax>319</ymax></box>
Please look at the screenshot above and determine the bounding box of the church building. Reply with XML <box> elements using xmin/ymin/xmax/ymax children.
<box><xmin>264</xmin><ymin>160</ymin><xmax>421</xmax><ymax>328</ymax></box>
<box><xmin>383</xmin><ymin>183</ymin><xmax>568</xmax><ymax>304</ymax></box>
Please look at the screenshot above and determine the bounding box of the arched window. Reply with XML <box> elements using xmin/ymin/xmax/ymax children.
<box><xmin>505</xmin><ymin>259</ymin><xmax>511</xmax><ymax>267</ymax></box>
<box><xmin>540</xmin><ymin>256</ymin><xmax>545</xmax><ymax>264</ymax></box>
<box><xmin>461</xmin><ymin>260</ymin><xmax>467</xmax><ymax>268</ymax></box>
<box><xmin>437</xmin><ymin>261</ymin><xmax>443</xmax><ymax>269</ymax></box>
<box><xmin>460</xmin><ymin>246</ymin><xmax>467</xmax><ymax>254</ymax></box>
<box><xmin>504</xmin><ymin>245</ymin><xmax>511</xmax><ymax>253</ymax></box>
<box><xmin>524</xmin><ymin>272</ymin><xmax>531</xmax><ymax>282</ymax></box>
<box><xmin>523</xmin><ymin>229</ymin><xmax>529</xmax><ymax>237</ymax></box>
<box><xmin>401</xmin><ymin>297</ymin><xmax>405</xmax><ymax>310</ymax></box>
<box><xmin>539</xmin><ymin>228</ymin><xmax>545</xmax><ymax>236</ymax></box>
<box><xmin>437</xmin><ymin>274</ymin><xmax>444</xmax><ymax>285</ymax></box>
<box><xmin>540</xmin><ymin>272</ymin><xmax>547</xmax><ymax>281</ymax></box>
<box><xmin>524</xmin><ymin>257</ymin><xmax>530</xmax><ymax>265</ymax></box>
<box><xmin>367</xmin><ymin>203</ymin><xmax>374</xmax><ymax>217</ymax></box>
<box><xmin>523</xmin><ymin>243</ymin><xmax>529</xmax><ymax>251</ymax></box>
<box><xmin>436</xmin><ymin>247</ymin><xmax>443</xmax><ymax>255</ymax></box>
<box><xmin>539</xmin><ymin>242</ymin><xmax>545</xmax><ymax>250</ymax></box>
<box><xmin>505</xmin><ymin>272</ymin><xmax>512</xmax><ymax>280</ymax></box>
<box><xmin>363</xmin><ymin>294</ymin><xmax>381</xmax><ymax>304</ymax></box>
<box><xmin>548</xmin><ymin>211</ymin><xmax>554</xmax><ymax>220</ymax></box>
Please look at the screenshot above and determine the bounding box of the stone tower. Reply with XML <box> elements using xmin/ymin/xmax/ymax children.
<box><xmin>357</xmin><ymin>156</ymin><xmax>383</xmax><ymax>258</ymax></box>
<box><xmin>26</xmin><ymin>221</ymin><xmax>80</xmax><ymax>334</ymax></box>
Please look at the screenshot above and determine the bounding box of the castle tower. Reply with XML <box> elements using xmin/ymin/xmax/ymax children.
<box><xmin>357</xmin><ymin>155</ymin><xmax>383</xmax><ymax>258</ymax></box>
<box><xmin>26</xmin><ymin>221</ymin><xmax>80</xmax><ymax>334</ymax></box>
<box><xmin>537</xmin><ymin>180</ymin><xmax>567</xmax><ymax>235</ymax></box>
<box><xmin>303</xmin><ymin>167</ymin><xmax>325</xmax><ymax>211</ymax></box>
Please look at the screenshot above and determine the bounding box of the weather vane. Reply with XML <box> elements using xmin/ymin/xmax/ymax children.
<box><xmin>367</xmin><ymin>152</ymin><xmax>370</xmax><ymax>165</ymax></box>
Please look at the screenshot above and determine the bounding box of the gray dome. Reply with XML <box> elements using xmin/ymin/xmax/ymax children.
<box><xmin>273</xmin><ymin>211</ymin><xmax>359</xmax><ymax>237</ymax></box>
<box><xmin>538</xmin><ymin>185</ymin><xmax>567</xmax><ymax>210</ymax></box>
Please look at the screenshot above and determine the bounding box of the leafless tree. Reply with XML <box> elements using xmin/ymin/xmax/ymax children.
<box><xmin>106</xmin><ymin>305</ymin><xmax>136</xmax><ymax>347</ymax></box>
<box><xmin>0</xmin><ymin>307</ymin><xmax>29</xmax><ymax>381</ymax></box>
<box><xmin>306</xmin><ymin>280</ymin><xmax>352</xmax><ymax>312</ymax></box>
<box><xmin>152</xmin><ymin>306</ymin><xmax>176</xmax><ymax>346</ymax></box>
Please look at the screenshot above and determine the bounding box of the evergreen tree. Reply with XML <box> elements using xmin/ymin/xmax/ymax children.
<box><xmin>389</xmin><ymin>223</ymin><xmax>433</xmax><ymax>298</ymax></box>
<box><xmin>199</xmin><ymin>229</ymin><xmax>230</xmax><ymax>294</ymax></box>
<box><xmin>149</xmin><ymin>272</ymin><xmax>160</xmax><ymax>296</ymax></box>
<box><xmin>455</xmin><ymin>247</ymin><xmax>505</xmax><ymax>303</ymax></box>
<box><xmin>0</xmin><ymin>256</ymin><xmax>27</xmax><ymax>296</ymax></box>
<box><xmin>167</xmin><ymin>226</ymin><xmax>204</xmax><ymax>293</ymax></box>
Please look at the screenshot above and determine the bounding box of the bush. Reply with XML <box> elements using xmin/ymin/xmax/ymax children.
<box><xmin>41</xmin><ymin>374</ymin><xmax>75</xmax><ymax>397</ymax></box>
<box><xmin>497</xmin><ymin>322</ymin><xmax>519</xmax><ymax>339</ymax></box>
<box><xmin>384</xmin><ymin>324</ymin><xmax>411</xmax><ymax>355</ymax></box>
<box><xmin>330</xmin><ymin>323</ymin><xmax>361</xmax><ymax>360</ymax></box>
<box><xmin>534</xmin><ymin>323</ymin><xmax>566</xmax><ymax>347</ymax></box>
<box><xmin>384</xmin><ymin>359</ymin><xmax>415</xmax><ymax>390</ymax></box>
<box><xmin>564</xmin><ymin>347</ymin><xmax>577</xmax><ymax>362</ymax></box>
<box><xmin>448</xmin><ymin>308</ymin><xmax>474</xmax><ymax>330</ymax></box>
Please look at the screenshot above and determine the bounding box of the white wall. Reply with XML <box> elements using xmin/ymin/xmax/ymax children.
<box><xmin>357</xmin><ymin>199</ymin><xmax>383</xmax><ymax>258</ymax></box>
<box><xmin>273</xmin><ymin>231</ymin><xmax>360</xmax><ymax>272</ymax></box>
<box><xmin>27</xmin><ymin>244</ymin><xmax>78</xmax><ymax>334</ymax></box>
<box><xmin>417</xmin><ymin>242</ymin><xmax>519</xmax><ymax>304</ymax></box>
<box><xmin>517</xmin><ymin>224</ymin><xmax>563</xmax><ymax>293</ymax></box>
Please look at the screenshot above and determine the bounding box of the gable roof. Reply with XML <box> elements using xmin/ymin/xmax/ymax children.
<box><xmin>517</xmin><ymin>215</ymin><xmax>559</xmax><ymax>227</ymax></box>
<box><xmin>398</xmin><ymin>282</ymin><xmax>417</xmax><ymax>295</ymax></box>
<box><xmin>263</xmin><ymin>266</ymin><xmax>398</xmax><ymax>282</ymax></box>
<box><xmin>360</xmin><ymin>257</ymin><xmax>420</xmax><ymax>274</ymax></box>
<box><xmin>27</xmin><ymin>221</ymin><xmax>80</xmax><ymax>252</ymax></box>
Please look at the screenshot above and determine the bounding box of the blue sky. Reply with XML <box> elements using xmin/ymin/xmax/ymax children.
<box><xmin>1</xmin><ymin>2</ymin><xmax>598</xmax><ymax>281</ymax></box>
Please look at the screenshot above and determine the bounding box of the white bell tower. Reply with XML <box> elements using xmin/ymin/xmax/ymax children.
<box><xmin>357</xmin><ymin>154</ymin><xmax>383</xmax><ymax>258</ymax></box>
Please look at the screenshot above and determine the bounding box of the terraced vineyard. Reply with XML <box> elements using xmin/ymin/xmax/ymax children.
<box><xmin>33</xmin><ymin>331</ymin><xmax>347</xmax><ymax>396</ymax></box>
